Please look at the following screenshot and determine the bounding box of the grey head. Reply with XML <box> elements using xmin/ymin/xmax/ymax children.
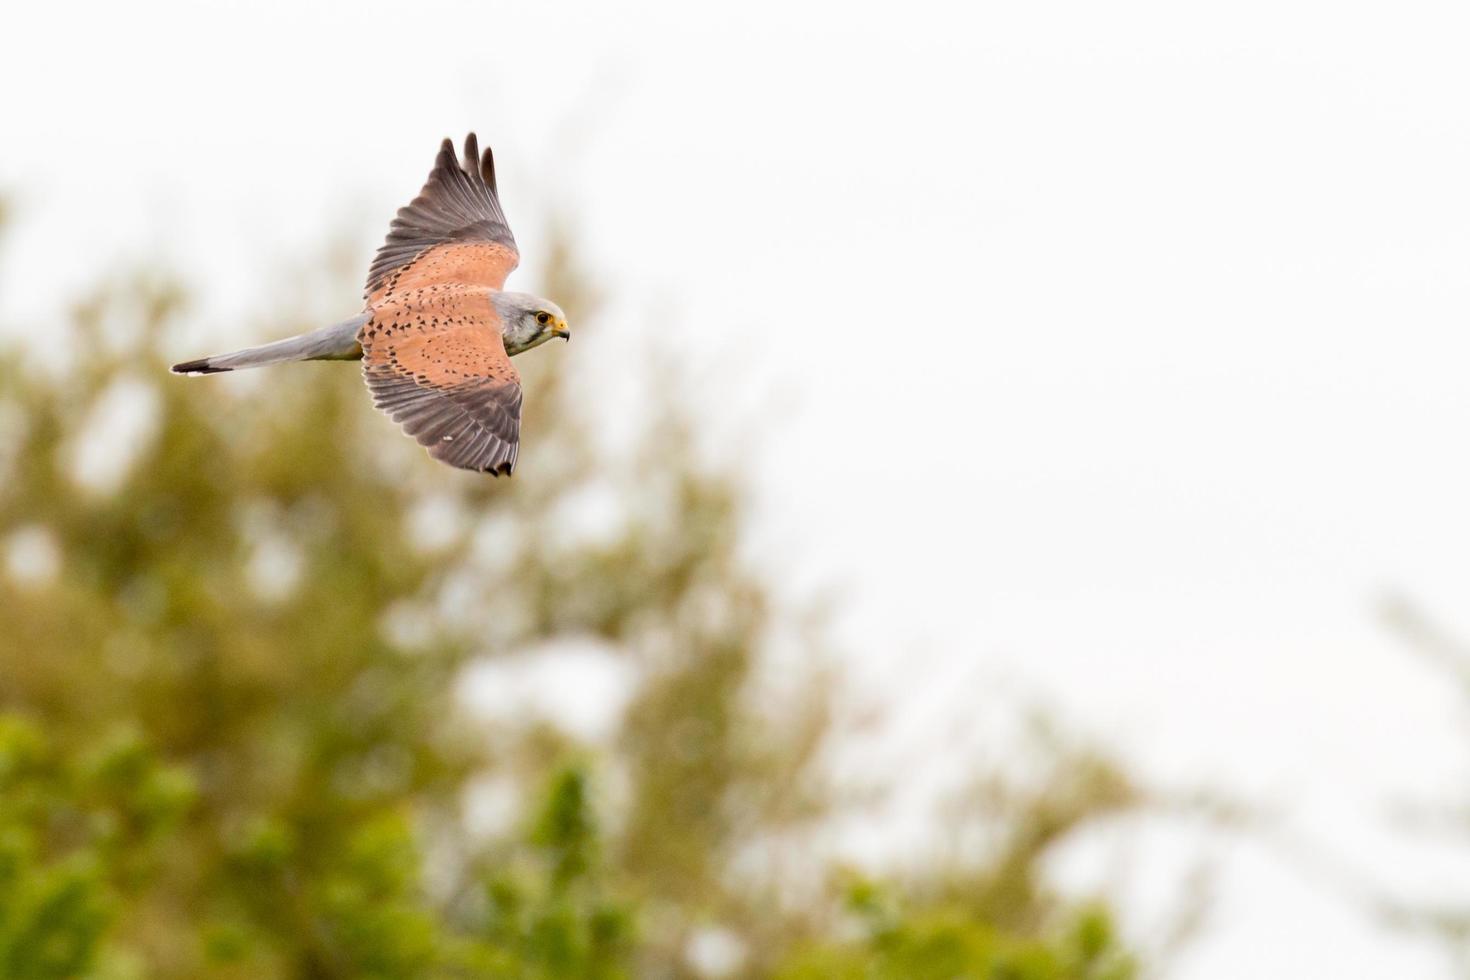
<box><xmin>489</xmin><ymin>291</ymin><xmax>571</xmax><ymax>356</ymax></box>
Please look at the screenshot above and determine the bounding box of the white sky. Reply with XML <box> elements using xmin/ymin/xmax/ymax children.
<box><xmin>6</xmin><ymin>1</ymin><xmax>1470</xmax><ymax>976</ymax></box>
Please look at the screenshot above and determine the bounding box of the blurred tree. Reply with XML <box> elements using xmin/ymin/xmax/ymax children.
<box><xmin>1374</xmin><ymin>597</ymin><xmax>1470</xmax><ymax>978</ymax></box>
<box><xmin>776</xmin><ymin>885</ymin><xmax>1132</xmax><ymax>980</ymax></box>
<box><xmin>0</xmin><ymin>209</ymin><xmax>1143</xmax><ymax>979</ymax></box>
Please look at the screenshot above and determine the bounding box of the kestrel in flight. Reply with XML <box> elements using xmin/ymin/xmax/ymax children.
<box><xmin>172</xmin><ymin>133</ymin><xmax>570</xmax><ymax>476</ymax></box>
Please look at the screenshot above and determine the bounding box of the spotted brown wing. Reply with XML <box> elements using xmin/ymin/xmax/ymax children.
<box><xmin>366</xmin><ymin>133</ymin><xmax>520</xmax><ymax>304</ymax></box>
<box><xmin>359</xmin><ymin>288</ymin><xmax>522</xmax><ymax>475</ymax></box>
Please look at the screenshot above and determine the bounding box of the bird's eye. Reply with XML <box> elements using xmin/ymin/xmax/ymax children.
<box><xmin>535</xmin><ymin>312</ymin><xmax>551</xmax><ymax>325</ymax></box>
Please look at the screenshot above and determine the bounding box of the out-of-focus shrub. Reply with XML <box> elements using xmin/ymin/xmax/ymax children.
<box><xmin>0</xmin><ymin>215</ymin><xmax>1143</xmax><ymax>978</ymax></box>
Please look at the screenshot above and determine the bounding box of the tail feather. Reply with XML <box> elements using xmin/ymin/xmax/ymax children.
<box><xmin>170</xmin><ymin>357</ymin><xmax>232</xmax><ymax>375</ymax></box>
<box><xmin>171</xmin><ymin>314</ymin><xmax>370</xmax><ymax>375</ymax></box>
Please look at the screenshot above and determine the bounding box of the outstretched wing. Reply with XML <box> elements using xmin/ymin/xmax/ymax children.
<box><xmin>359</xmin><ymin>289</ymin><xmax>522</xmax><ymax>475</ymax></box>
<box><xmin>366</xmin><ymin>133</ymin><xmax>519</xmax><ymax>303</ymax></box>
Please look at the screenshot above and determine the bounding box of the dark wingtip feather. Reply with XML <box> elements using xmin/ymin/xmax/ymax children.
<box><xmin>463</xmin><ymin>132</ymin><xmax>499</xmax><ymax>194</ymax></box>
<box><xmin>436</xmin><ymin>138</ymin><xmax>457</xmax><ymax>171</ymax></box>
<box><xmin>171</xmin><ymin>358</ymin><xmax>230</xmax><ymax>375</ymax></box>
<box><xmin>462</xmin><ymin>133</ymin><xmax>479</xmax><ymax>177</ymax></box>
<box><xmin>481</xmin><ymin>144</ymin><xmax>498</xmax><ymax>194</ymax></box>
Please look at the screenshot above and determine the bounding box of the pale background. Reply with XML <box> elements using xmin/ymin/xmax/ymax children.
<box><xmin>5</xmin><ymin>2</ymin><xmax>1470</xmax><ymax>976</ymax></box>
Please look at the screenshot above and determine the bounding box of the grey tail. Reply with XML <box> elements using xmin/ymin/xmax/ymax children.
<box><xmin>171</xmin><ymin>314</ymin><xmax>370</xmax><ymax>375</ymax></box>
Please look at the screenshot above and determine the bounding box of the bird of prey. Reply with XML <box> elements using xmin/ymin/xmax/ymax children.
<box><xmin>172</xmin><ymin>133</ymin><xmax>570</xmax><ymax>476</ymax></box>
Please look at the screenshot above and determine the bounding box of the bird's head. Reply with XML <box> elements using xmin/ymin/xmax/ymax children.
<box><xmin>490</xmin><ymin>291</ymin><xmax>571</xmax><ymax>355</ymax></box>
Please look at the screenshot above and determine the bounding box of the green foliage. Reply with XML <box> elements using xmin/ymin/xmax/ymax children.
<box><xmin>473</xmin><ymin>767</ymin><xmax>633</xmax><ymax>979</ymax></box>
<box><xmin>777</xmin><ymin>881</ymin><xmax>1135</xmax><ymax>980</ymax></box>
<box><xmin>0</xmin><ymin>219</ymin><xmax>1145</xmax><ymax>977</ymax></box>
<box><xmin>0</xmin><ymin>717</ymin><xmax>193</xmax><ymax>978</ymax></box>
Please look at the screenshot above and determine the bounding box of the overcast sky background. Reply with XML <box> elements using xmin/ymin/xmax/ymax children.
<box><xmin>5</xmin><ymin>1</ymin><xmax>1470</xmax><ymax>976</ymax></box>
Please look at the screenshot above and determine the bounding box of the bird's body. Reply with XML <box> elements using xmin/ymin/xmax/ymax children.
<box><xmin>173</xmin><ymin>134</ymin><xmax>569</xmax><ymax>476</ymax></box>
